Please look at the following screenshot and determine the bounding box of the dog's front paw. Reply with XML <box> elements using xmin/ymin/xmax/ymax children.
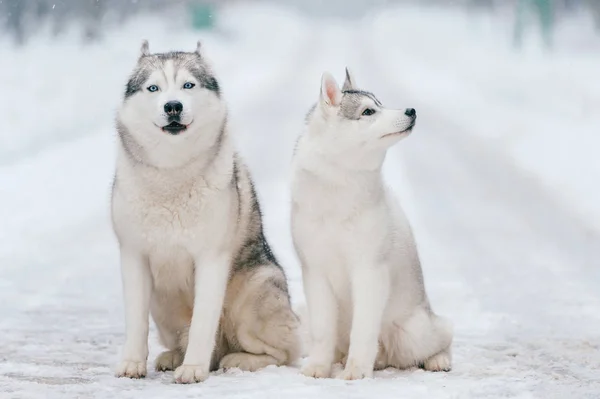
<box><xmin>174</xmin><ymin>364</ymin><xmax>209</xmax><ymax>384</ymax></box>
<box><xmin>301</xmin><ymin>360</ymin><xmax>332</xmax><ymax>378</ymax></box>
<box><xmin>115</xmin><ymin>360</ymin><xmax>147</xmax><ymax>379</ymax></box>
<box><xmin>337</xmin><ymin>359</ymin><xmax>373</xmax><ymax>380</ymax></box>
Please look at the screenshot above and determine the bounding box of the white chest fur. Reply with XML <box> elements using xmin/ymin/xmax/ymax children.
<box><xmin>112</xmin><ymin>159</ymin><xmax>236</xmax><ymax>260</ymax></box>
<box><xmin>291</xmin><ymin>166</ymin><xmax>390</xmax><ymax>260</ymax></box>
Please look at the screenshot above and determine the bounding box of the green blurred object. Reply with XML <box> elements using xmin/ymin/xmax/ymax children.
<box><xmin>513</xmin><ymin>0</ymin><xmax>554</xmax><ymax>50</ymax></box>
<box><xmin>190</xmin><ymin>2</ymin><xmax>215</xmax><ymax>30</ymax></box>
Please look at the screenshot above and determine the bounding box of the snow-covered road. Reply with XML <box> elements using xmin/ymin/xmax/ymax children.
<box><xmin>1</xmin><ymin>4</ymin><xmax>599</xmax><ymax>398</ymax></box>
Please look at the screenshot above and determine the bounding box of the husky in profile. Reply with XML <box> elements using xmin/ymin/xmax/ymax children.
<box><xmin>291</xmin><ymin>69</ymin><xmax>453</xmax><ymax>380</ymax></box>
<box><xmin>111</xmin><ymin>41</ymin><xmax>300</xmax><ymax>384</ymax></box>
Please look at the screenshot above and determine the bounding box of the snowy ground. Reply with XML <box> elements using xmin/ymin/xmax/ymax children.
<box><xmin>1</xmin><ymin>3</ymin><xmax>600</xmax><ymax>398</ymax></box>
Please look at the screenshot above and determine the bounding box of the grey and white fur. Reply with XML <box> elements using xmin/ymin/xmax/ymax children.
<box><xmin>112</xmin><ymin>40</ymin><xmax>300</xmax><ymax>384</ymax></box>
<box><xmin>292</xmin><ymin>69</ymin><xmax>453</xmax><ymax>380</ymax></box>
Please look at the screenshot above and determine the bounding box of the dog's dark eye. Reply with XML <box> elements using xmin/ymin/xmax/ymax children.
<box><xmin>147</xmin><ymin>85</ymin><xmax>159</xmax><ymax>92</ymax></box>
<box><xmin>183</xmin><ymin>82</ymin><xmax>195</xmax><ymax>89</ymax></box>
<box><xmin>362</xmin><ymin>108</ymin><xmax>376</xmax><ymax>116</ymax></box>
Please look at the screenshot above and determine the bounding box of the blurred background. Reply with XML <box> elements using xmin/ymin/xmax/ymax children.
<box><xmin>1</xmin><ymin>1</ymin><xmax>600</xmax><ymax>397</ymax></box>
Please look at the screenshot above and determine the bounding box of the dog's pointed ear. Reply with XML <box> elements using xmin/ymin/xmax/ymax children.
<box><xmin>320</xmin><ymin>72</ymin><xmax>342</xmax><ymax>107</ymax></box>
<box><xmin>195</xmin><ymin>40</ymin><xmax>202</xmax><ymax>56</ymax></box>
<box><xmin>139</xmin><ymin>40</ymin><xmax>150</xmax><ymax>58</ymax></box>
<box><xmin>342</xmin><ymin>67</ymin><xmax>356</xmax><ymax>91</ymax></box>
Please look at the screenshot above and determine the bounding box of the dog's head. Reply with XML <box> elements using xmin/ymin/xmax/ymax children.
<box><xmin>117</xmin><ymin>41</ymin><xmax>226</xmax><ymax>168</ymax></box>
<box><xmin>306</xmin><ymin>68</ymin><xmax>416</xmax><ymax>163</ymax></box>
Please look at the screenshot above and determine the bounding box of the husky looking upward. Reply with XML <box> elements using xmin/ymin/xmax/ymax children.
<box><xmin>111</xmin><ymin>40</ymin><xmax>300</xmax><ymax>384</ymax></box>
<box><xmin>291</xmin><ymin>69</ymin><xmax>453</xmax><ymax>380</ymax></box>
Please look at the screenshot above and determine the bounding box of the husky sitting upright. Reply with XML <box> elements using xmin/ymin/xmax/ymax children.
<box><xmin>112</xmin><ymin>41</ymin><xmax>300</xmax><ymax>384</ymax></box>
<box><xmin>291</xmin><ymin>69</ymin><xmax>453</xmax><ymax>380</ymax></box>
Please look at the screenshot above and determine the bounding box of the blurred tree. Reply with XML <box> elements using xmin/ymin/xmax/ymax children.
<box><xmin>513</xmin><ymin>0</ymin><xmax>555</xmax><ymax>50</ymax></box>
<box><xmin>467</xmin><ymin>0</ymin><xmax>495</xmax><ymax>10</ymax></box>
<box><xmin>561</xmin><ymin>0</ymin><xmax>581</xmax><ymax>11</ymax></box>
<box><xmin>4</xmin><ymin>0</ymin><xmax>27</xmax><ymax>45</ymax></box>
<box><xmin>82</xmin><ymin>0</ymin><xmax>106</xmax><ymax>42</ymax></box>
<box><xmin>190</xmin><ymin>0</ymin><xmax>216</xmax><ymax>30</ymax></box>
<box><xmin>33</xmin><ymin>0</ymin><xmax>51</xmax><ymax>22</ymax></box>
<box><xmin>588</xmin><ymin>0</ymin><xmax>600</xmax><ymax>31</ymax></box>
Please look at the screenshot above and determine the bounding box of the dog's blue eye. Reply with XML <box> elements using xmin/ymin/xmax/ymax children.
<box><xmin>183</xmin><ymin>82</ymin><xmax>195</xmax><ymax>89</ymax></box>
<box><xmin>147</xmin><ymin>85</ymin><xmax>159</xmax><ymax>92</ymax></box>
<box><xmin>362</xmin><ymin>108</ymin><xmax>376</xmax><ymax>116</ymax></box>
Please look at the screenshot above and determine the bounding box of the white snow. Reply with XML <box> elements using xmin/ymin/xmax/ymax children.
<box><xmin>1</xmin><ymin>3</ymin><xmax>599</xmax><ymax>398</ymax></box>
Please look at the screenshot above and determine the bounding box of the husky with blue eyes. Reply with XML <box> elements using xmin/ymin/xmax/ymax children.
<box><xmin>291</xmin><ymin>69</ymin><xmax>453</xmax><ymax>380</ymax></box>
<box><xmin>112</xmin><ymin>41</ymin><xmax>300</xmax><ymax>384</ymax></box>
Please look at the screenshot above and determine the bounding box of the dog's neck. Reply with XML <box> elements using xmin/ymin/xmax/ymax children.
<box><xmin>300</xmin><ymin>127</ymin><xmax>387</xmax><ymax>173</ymax></box>
<box><xmin>294</xmin><ymin>138</ymin><xmax>386</xmax><ymax>203</ymax></box>
<box><xmin>117</xmin><ymin>123</ymin><xmax>234</xmax><ymax>194</ymax></box>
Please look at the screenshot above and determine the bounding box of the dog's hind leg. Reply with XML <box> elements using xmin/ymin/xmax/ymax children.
<box><xmin>422</xmin><ymin>346</ymin><xmax>452</xmax><ymax>372</ymax></box>
<box><xmin>155</xmin><ymin>348</ymin><xmax>184</xmax><ymax>372</ymax></box>
<box><xmin>384</xmin><ymin>307</ymin><xmax>453</xmax><ymax>371</ymax></box>
<box><xmin>150</xmin><ymin>297</ymin><xmax>187</xmax><ymax>372</ymax></box>
<box><xmin>219</xmin><ymin>327</ymin><xmax>290</xmax><ymax>371</ymax></box>
<box><xmin>373</xmin><ymin>344</ymin><xmax>388</xmax><ymax>371</ymax></box>
<box><xmin>220</xmin><ymin>353</ymin><xmax>279</xmax><ymax>372</ymax></box>
<box><xmin>219</xmin><ymin>320</ymin><xmax>288</xmax><ymax>371</ymax></box>
<box><xmin>222</xmin><ymin>268</ymin><xmax>301</xmax><ymax>372</ymax></box>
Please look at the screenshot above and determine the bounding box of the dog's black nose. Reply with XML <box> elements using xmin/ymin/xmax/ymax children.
<box><xmin>405</xmin><ymin>108</ymin><xmax>416</xmax><ymax>118</ymax></box>
<box><xmin>164</xmin><ymin>101</ymin><xmax>183</xmax><ymax>116</ymax></box>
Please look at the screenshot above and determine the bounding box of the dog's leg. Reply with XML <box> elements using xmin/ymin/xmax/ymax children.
<box><xmin>155</xmin><ymin>349</ymin><xmax>184</xmax><ymax>372</ymax></box>
<box><xmin>387</xmin><ymin>308</ymin><xmax>453</xmax><ymax>371</ymax></box>
<box><xmin>423</xmin><ymin>347</ymin><xmax>452</xmax><ymax>372</ymax></box>
<box><xmin>421</xmin><ymin>315</ymin><xmax>453</xmax><ymax>372</ymax></box>
<box><xmin>220</xmin><ymin>353</ymin><xmax>279</xmax><ymax>372</ymax></box>
<box><xmin>220</xmin><ymin>324</ymin><xmax>289</xmax><ymax>372</ymax></box>
<box><xmin>219</xmin><ymin>268</ymin><xmax>301</xmax><ymax>372</ymax></box>
<box><xmin>174</xmin><ymin>254</ymin><xmax>230</xmax><ymax>384</ymax></box>
<box><xmin>338</xmin><ymin>265</ymin><xmax>389</xmax><ymax>380</ymax></box>
<box><xmin>373</xmin><ymin>344</ymin><xmax>388</xmax><ymax>371</ymax></box>
<box><xmin>301</xmin><ymin>269</ymin><xmax>338</xmax><ymax>379</ymax></box>
<box><xmin>152</xmin><ymin>299</ymin><xmax>185</xmax><ymax>372</ymax></box>
<box><xmin>115</xmin><ymin>248</ymin><xmax>152</xmax><ymax>379</ymax></box>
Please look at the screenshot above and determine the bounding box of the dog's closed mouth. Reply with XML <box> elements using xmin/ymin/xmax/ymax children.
<box><xmin>381</xmin><ymin>127</ymin><xmax>414</xmax><ymax>139</ymax></box>
<box><xmin>162</xmin><ymin>121</ymin><xmax>188</xmax><ymax>135</ymax></box>
<box><xmin>381</xmin><ymin>120</ymin><xmax>416</xmax><ymax>139</ymax></box>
